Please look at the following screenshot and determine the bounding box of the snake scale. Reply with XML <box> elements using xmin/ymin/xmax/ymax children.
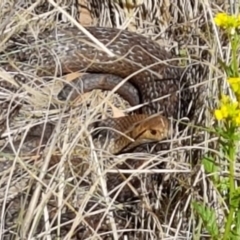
<box><xmin>2</xmin><ymin>26</ymin><xmax>194</xmax><ymax>153</ymax></box>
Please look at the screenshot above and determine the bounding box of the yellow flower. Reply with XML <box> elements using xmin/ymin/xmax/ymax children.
<box><xmin>228</xmin><ymin>77</ymin><xmax>240</xmax><ymax>96</ymax></box>
<box><xmin>214</xmin><ymin>13</ymin><xmax>240</xmax><ymax>30</ymax></box>
<box><xmin>220</xmin><ymin>105</ymin><xmax>229</xmax><ymax>118</ymax></box>
<box><xmin>214</xmin><ymin>13</ymin><xmax>229</xmax><ymax>27</ymax></box>
<box><xmin>234</xmin><ymin>113</ymin><xmax>240</xmax><ymax>126</ymax></box>
<box><xmin>214</xmin><ymin>91</ymin><xmax>240</xmax><ymax>125</ymax></box>
<box><xmin>228</xmin><ymin>101</ymin><xmax>238</xmax><ymax>117</ymax></box>
<box><xmin>234</xmin><ymin>111</ymin><xmax>240</xmax><ymax>126</ymax></box>
<box><xmin>214</xmin><ymin>104</ymin><xmax>229</xmax><ymax>120</ymax></box>
<box><xmin>221</xmin><ymin>94</ymin><xmax>230</xmax><ymax>104</ymax></box>
<box><xmin>214</xmin><ymin>96</ymin><xmax>239</xmax><ymax>122</ymax></box>
<box><xmin>215</xmin><ymin>109</ymin><xmax>225</xmax><ymax>120</ymax></box>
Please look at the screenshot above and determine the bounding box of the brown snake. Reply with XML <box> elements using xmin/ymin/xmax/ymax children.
<box><xmin>0</xmin><ymin>26</ymin><xmax>202</xmax><ymax>237</ymax></box>
<box><xmin>2</xmin><ymin>26</ymin><xmax>194</xmax><ymax>153</ymax></box>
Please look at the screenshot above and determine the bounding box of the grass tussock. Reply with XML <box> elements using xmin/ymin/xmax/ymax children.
<box><xmin>0</xmin><ymin>0</ymin><xmax>238</xmax><ymax>239</ymax></box>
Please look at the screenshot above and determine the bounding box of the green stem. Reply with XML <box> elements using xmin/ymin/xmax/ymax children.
<box><xmin>224</xmin><ymin>207</ymin><xmax>235</xmax><ymax>240</ymax></box>
<box><xmin>231</xmin><ymin>34</ymin><xmax>239</xmax><ymax>77</ymax></box>
<box><xmin>223</xmin><ymin>134</ymin><xmax>236</xmax><ymax>240</ymax></box>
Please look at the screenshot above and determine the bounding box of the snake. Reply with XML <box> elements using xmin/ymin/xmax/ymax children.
<box><xmin>2</xmin><ymin>26</ymin><xmax>194</xmax><ymax>154</ymax></box>
<box><xmin>0</xmin><ymin>26</ymin><xmax>201</xmax><ymax>238</ymax></box>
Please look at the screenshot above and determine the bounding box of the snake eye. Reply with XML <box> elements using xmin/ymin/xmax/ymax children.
<box><xmin>150</xmin><ymin>129</ymin><xmax>157</xmax><ymax>135</ymax></box>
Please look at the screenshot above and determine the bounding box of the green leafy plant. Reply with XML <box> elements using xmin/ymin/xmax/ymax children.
<box><xmin>193</xmin><ymin>12</ymin><xmax>240</xmax><ymax>240</ymax></box>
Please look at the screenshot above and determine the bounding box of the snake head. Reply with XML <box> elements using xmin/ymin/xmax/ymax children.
<box><xmin>131</xmin><ymin>115</ymin><xmax>171</xmax><ymax>142</ymax></box>
<box><xmin>91</xmin><ymin>114</ymin><xmax>172</xmax><ymax>154</ymax></box>
<box><xmin>112</xmin><ymin>114</ymin><xmax>172</xmax><ymax>154</ymax></box>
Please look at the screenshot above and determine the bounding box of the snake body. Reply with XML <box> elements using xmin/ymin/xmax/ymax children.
<box><xmin>11</xmin><ymin>27</ymin><xmax>186</xmax><ymax>115</ymax></box>
<box><xmin>0</xmin><ymin>26</ymin><xmax>200</xmax><ymax>238</ymax></box>
<box><xmin>3</xmin><ymin>26</ymin><xmax>193</xmax><ymax>152</ymax></box>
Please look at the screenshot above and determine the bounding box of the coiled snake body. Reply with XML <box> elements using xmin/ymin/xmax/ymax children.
<box><xmin>0</xmin><ymin>26</ymin><xmax>199</xmax><ymax>237</ymax></box>
<box><xmin>4</xmin><ymin>26</ymin><xmax>192</xmax><ymax>152</ymax></box>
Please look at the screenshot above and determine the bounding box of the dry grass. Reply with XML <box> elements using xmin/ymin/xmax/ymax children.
<box><xmin>0</xmin><ymin>0</ymin><xmax>230</xmax><ymax>239</ymax></box>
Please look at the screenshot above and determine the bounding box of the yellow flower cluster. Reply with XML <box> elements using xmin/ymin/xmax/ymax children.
<box><xmin>228</xmin><ymin>78</ymin><xmax>240</xmax><ymax>97</ymax></box>
<box><xmin>214</xmin><ymin>95</ymin><xmax>240</xmax><ymax>124</ymax></box>
<box><xmin>214</xmin><ymin>78</ymin><xmax>240</xmax><ymax>126</ymax></box>
<box><xmin>214</xmin><ymin>13</ymin><xmax>240</xmax><ymax>31</ymax></box>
